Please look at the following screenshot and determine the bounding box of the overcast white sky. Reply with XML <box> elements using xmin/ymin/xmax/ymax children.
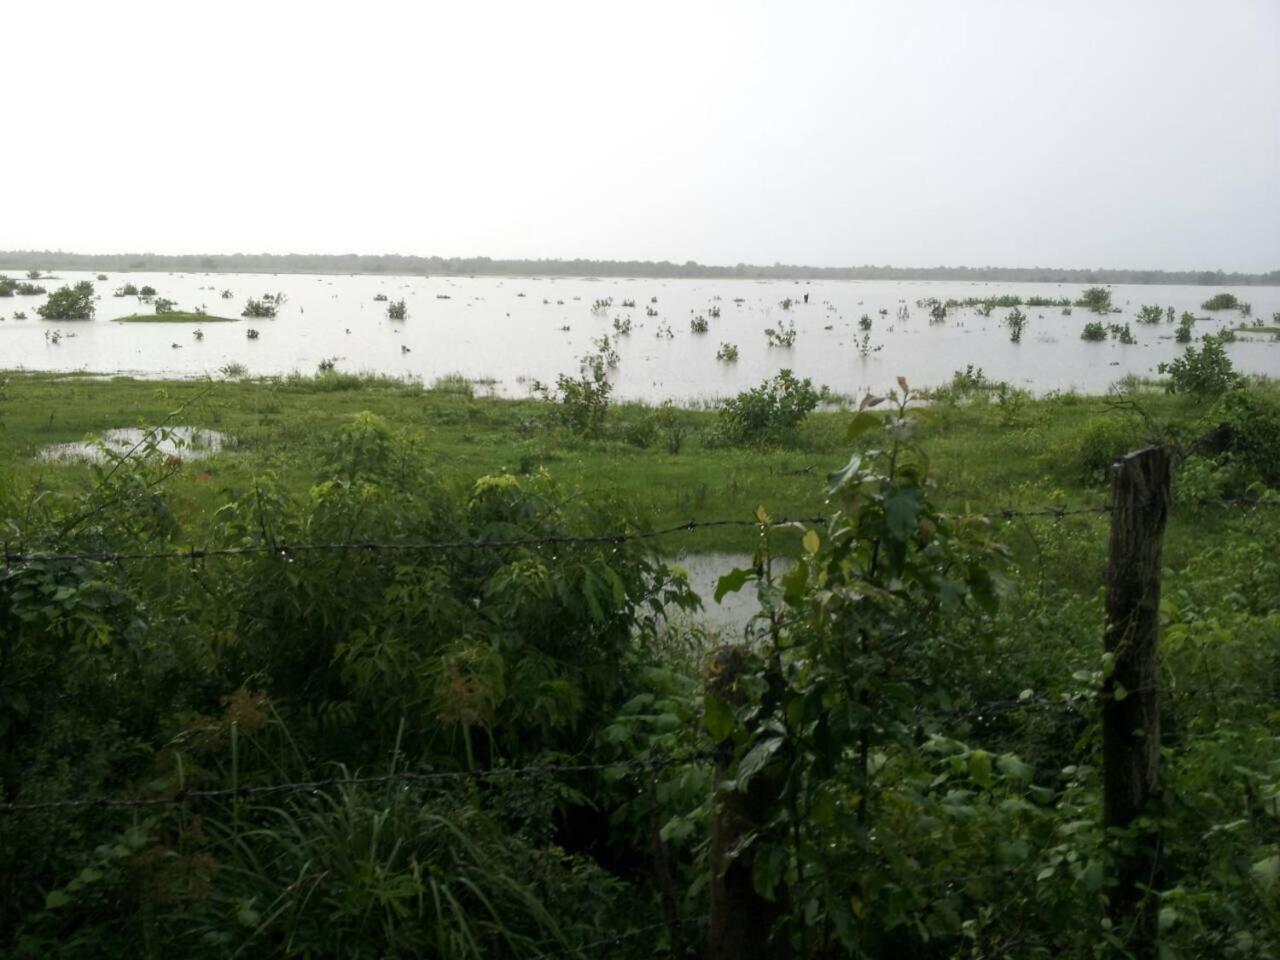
<box><xmin>3</xmin><ymin>0</ymin><xmax>1278</xmax><ymax>271</ymax></box>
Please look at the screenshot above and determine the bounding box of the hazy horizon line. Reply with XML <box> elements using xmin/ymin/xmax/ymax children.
<box><xmin>2</xmin><ymin>249</ymin><xmax>1277</xmax><ymax>284</ymax></box>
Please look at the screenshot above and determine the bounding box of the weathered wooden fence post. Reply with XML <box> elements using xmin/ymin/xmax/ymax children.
<box><xmin>706</xmin><ymin>645</ymin><xmax>788</xmax><ymax>960</ymax></box>
<box><xmin>1103</xmin><ymin>445</ymin><xmax>1172</xmax><ymax>955</ymax></box>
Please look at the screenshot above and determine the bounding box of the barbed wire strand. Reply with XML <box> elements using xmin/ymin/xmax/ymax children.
<box><xmin>4</xmin><ymin>497</ymin><xmax>1276</xmax><ymax>567</ymax></box>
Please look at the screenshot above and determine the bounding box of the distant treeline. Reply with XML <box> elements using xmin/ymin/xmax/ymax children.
<box><xmin>1</xmin><ymin>250</ymin><xmax>1277</xmax><ymax>285</ymax></box>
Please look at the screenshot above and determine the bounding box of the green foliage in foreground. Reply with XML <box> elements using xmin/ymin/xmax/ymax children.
<box><xmin>0</xmin><ymin>374</ymin><xmax>1279</xmax><ymax>956</ymax></box>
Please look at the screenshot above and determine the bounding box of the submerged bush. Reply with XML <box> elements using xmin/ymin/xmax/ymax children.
<box><xmin>1075</xmin><ymin>286</ymin><xmax>1113</xmax><ymax>314</ymax></box>
<box><xmin>35</xmin><ymin>281</ymin><xmax>95</xmax><ymax>320</ymax></box>
<box><xmin>1201</xmin><ymin>292</ymin><xmax>1239</xmax><ymax>311</ymax></box>
<box><xmin>1081</xmin><ymin>321</ymin><xmax>1106</xmax><ymax>341</ymax></box>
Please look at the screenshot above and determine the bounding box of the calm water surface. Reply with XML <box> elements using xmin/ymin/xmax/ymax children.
<box><xmin>3</xmin><ymin>272</ymin><xmax>1277</xmax><ymax>400</ymax></box>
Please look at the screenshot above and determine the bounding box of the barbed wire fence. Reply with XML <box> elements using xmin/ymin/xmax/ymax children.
<box><xmin>2</xmin><ymin>478</ymin><xmax>1277</xmax><ymax>956</ymax></box>
<box><xmin>2</xmin><ymin>495</ymin><xmax>1274</xmax><ymax>568</ymax></box>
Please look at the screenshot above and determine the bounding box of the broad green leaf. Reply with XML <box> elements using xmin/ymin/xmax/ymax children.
<box><xmin>1251</xmin><ymin>854</ymin><xmax>1280</xmax><ymax>890</ymax></box>
<box><xmin>844</xmin><ymin>412</ymin><xmax>878</xmax><ymax>442</ymax></box>
<box><xmin>752</xmin><ymin>842</ymin><xmax>788</xmax><ymax>900</ymax></box>
<box><xmin>703</xmin><ymin>693</ymin><xmax>735</xmax><ymax>742</ymax></box>
<box><xmin>885</xmin><ymin>490</ymin><xmax>921</xmax><ymax>541</ymax></box>
<box><xmin>44</xmin><ymin>890</ymin><xmax>71</xmax><ymax>910</ymax></box>
<box><xmin>802</xmin><ymin>529</ymin><xmax>820</xmax><ymax>555</ymax></box>
<box><xmin>737</xmin><ymin>736</ymin><xmax>783</xmax><ymax>787</ymax></box>
<box><xmin>997</xmin><ymin>753</ymin><xmax>1034</xmax><ymax>782</ymax></box>
<box><xmin>969</xmin><ymin>749</ymin><xmax>993</xmax><ymax>788</ymax></box>
<box><xmin>715</xmin><ymin>567</ymin><xmax>753</xmax><ymax>603</ymax></box>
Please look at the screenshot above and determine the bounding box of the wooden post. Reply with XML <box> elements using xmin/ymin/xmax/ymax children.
<box><xmin>1103</xmin><ymin>446</ymin><xmax>1171</xmax><ymax>955</ymax></box>
<box><xmin>706</xmin><ymin>646</ymin><xmax>788</xmax><ymax>960</ymax></box>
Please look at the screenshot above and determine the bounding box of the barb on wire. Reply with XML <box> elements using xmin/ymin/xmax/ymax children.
<box><xmin>0</xmin><ymin>750</ymin><xmax>717</xmax><ymax>815</ymax></box>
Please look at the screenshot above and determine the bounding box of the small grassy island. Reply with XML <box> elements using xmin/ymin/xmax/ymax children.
<box><xmin>112</xmin><ymin>312</ymin><xmax>238</xmax><ymax>323</ymax></box>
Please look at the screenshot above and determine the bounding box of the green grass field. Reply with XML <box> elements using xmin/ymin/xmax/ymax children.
<box><xmin>2</xmin><ymin>370</ymin><xmax>1269</xmax><ymax>582</ymax></box>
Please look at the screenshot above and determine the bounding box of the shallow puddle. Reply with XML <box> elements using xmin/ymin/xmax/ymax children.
<box><xmin>39</xmin><ymin>426</ymin><xmax>228</xmax><ymax>462</ymax></box>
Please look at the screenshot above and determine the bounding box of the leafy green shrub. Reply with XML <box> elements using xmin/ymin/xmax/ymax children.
<box><xmin>716</xmin><ymin>369</ymin><xmax>818</xmax><ymax>445</ymax></box>
<box><xmin>35</xmin><ymin>281</ymin><xmax>95</xmax><ymax>320</ymax></box>
<box><xmin>715</xmin><ymin>342</ymin><xmax>738</xmax><ymax>361</ymax></box>
<box><xmin>1005</xmin><ymin>307</ymin><xmax>1027</xmax><ymax>342</ymax></box>
<box><xmin>533</xmin><ymin>352</ymin><xmax>612</xmax><ymax>437</ymax></box>
<box><xmin>241</xmin><ymin>297</ymin><xmax>277</xmax><ymax>319</ymax></box>
<box><xmin>1211</xmin><ymin>389</ymin><xmax>1280</xmax><ymax>485</ymax></box>
<box><xmin>1075</xmin><ymin>286</ymin><xmax>1112</xmax><ymax>313</ymax></box>
<box><xmin>386</xmin><ymin>299</ymin><xmax>407</xmax><ymax>320</ymax></box>
<box><xmin>1159</xmin><ymin>334</ymin><xmax>1239</xmax><ymax>396</ymax></box>
<box><xmin>1201</xmin><ymin>292</ymin><xmax>1239</xmax><ymax>310</ymax></box>
<box><xmin>1081</xmin><ymin>321</ymin><xmax>1106</xmax><ymax>341</ymax></box>
<box><xmin>1072</xmin><ymin>415</ymin><xmax>1148</xmax><ymax>482</ymax></box>
<box><xmin>1135</xmin><ymin>304</ymin><xmax>1164</xmax><ymax>323</ymax></box>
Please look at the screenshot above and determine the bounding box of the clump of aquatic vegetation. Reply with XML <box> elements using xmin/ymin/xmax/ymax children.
<box><xmin>35</xmin><ymin>281</ymin><xmax>95</xmax><ymax>321</ymax></box>
<box><xmin>612</xmin><ymin>316</ymin><xmax>632</xmax><ymax>336</ymax></box>
<box><xmin>241</xmin><ymin>297</ymin><xmax>277</xmax><ymax>319</ymax></box>
<box><xmin>1135</xmin><ymin>305</ymin><xmax>1165</xmax><ymax>324</ymax></box>
<box><xmin>1201</xmin><ymin>292</ymin><xmax>1239</xmax><ymax>311</ymax></box>
<box><xmin>1081</xmin><ymin>321</ymin><xmax>1107</xmax><ymax>341</ymax></box>
<box><xmin>654</xmin><ymin>322</ymin><xmax>674</xmax><ymax>339</ymax></box>
<box><xmin>716</xmin><ymin>341</ymin><xmax>739</xmax><ymax>361</ymax></box>
<box><xmin>139</xmin><ymin>285</ymin><xmax>157</xmax><ymax>298</ymax></box>
<box><xmin>114</xmin><ymin>283</ymin><xmax>139</xmax><ymax>297</ymax></box>
<box><xmin>708</xmin><ymin>305</ymin><xmax>720</xmax><ymax>319</ymax></box>
<box><xmin>4</xmin><ymin>281</ymin><xmax>48</xmax><ymax>296</ymax></box>
<box><xmin>387</xmin><ymin>299</ymin><xmax>408</xmax><ymax>320</ymax></box>
<box><xmin>245</xmin><ymin>328</ymin><xmax>260</xmax><ymax>340</ymax></box>
<box><xmin>591</xmin><ymin>334</ymin><xmax>620</xmax><ymax>367</ymax></box>
<box><xmin>620</xmin><ymin>298</ymin><xmax>636</xmax><ymax>308</ymax></box>
<box><xmin>1075</xmin><ymin>286</ymin><xmax>1113</xmax><ymax>314</ymax></box>
<box><xmin>645</xmin><ymin>305</ymin><xmax>658</xmax><ymax>317</ymax></box>
<box><xmin>154</xmin><ymin>298</ymin><xmax>177</xmax><ymax>314</ymax></box>
<box><xmin>1109</xmin><ymin>322</ymin><xmax>1136</xmax><ymax>344</ymax></box>
<box><xmin>779</xmin><ymin>297</ymin><xmax>794</xmax><ymax>310</ymax></box>
<box><xmin>858</xmin><ymin>314</ymin><xmax>873</xmax><ymax>331</ymax></box>
<box><xmin>689</xmin><ymin>315</ymin><xmax>709</xmax><ymax>334</ymax></box>
<box><xmin>1005</xmin><ymin>307</ymin><xmax>1027</xmax><ymax>343</ymax></box>
<box><xmin>855</xmin><ymin>332</ymin><xmax>881</xmax><ymax>358</ymax></box>
<box><xmin>591</xmin><ymin>297</ymin><xmax>613</xmax><ymax>314</ymax></box>
<box><xmin>764</xmin><ymin>320</ymin><xmax>796</xmax><ymax>347</ymax></box>
<box><xmin>220</xmin><ymin>288</ymin><xmax>234</xmax><ymax>299</ymax></box>
<box><xmin>1176</xmin><ymin>313</ymin><xmax>1195</xmax><ymax>343</ymax></box>
<box><xmin>373</xmin><ymin>293</ymin><xmax>388</xmax><ymax>302</ymax></box>
<box><xmin>317</xmin><ymin>357</ymin><xmax>337</xmax><ymax>372</ymax></box>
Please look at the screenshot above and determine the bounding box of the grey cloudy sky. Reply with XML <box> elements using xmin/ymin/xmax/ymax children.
<box><xmin>4</xmin><ymin>0</ymin><xmax>1278</xmax><ymax>271</ymax></box>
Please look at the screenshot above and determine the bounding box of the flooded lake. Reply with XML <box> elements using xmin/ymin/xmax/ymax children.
<box><xmin>2</xmin><ymin>271</ymin><xmax>1277</xmax><ymax>400</ymax></box>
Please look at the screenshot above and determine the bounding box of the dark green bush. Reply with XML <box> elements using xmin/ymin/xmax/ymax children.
<box><xmin>716</xmin><ymin>369</ymin><xmax>818</xmax><ymax>445</ymax></box>
<box><xmin>1159</xmin><ymin>334</ymin><xmax>1239</xmax><ymax>396</ymax></box>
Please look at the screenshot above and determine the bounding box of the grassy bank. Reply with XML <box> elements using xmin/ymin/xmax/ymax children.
<box><xmin>1</xmin><ymin>369</ymin><xmax>1273</xmax><ymax>579</ymax></box>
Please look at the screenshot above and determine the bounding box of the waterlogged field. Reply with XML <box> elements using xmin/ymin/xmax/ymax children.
<box><xmin>2</xmin><ymin>270</ymin><xmax>1278</xmax><ymax>399</ymax></box>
